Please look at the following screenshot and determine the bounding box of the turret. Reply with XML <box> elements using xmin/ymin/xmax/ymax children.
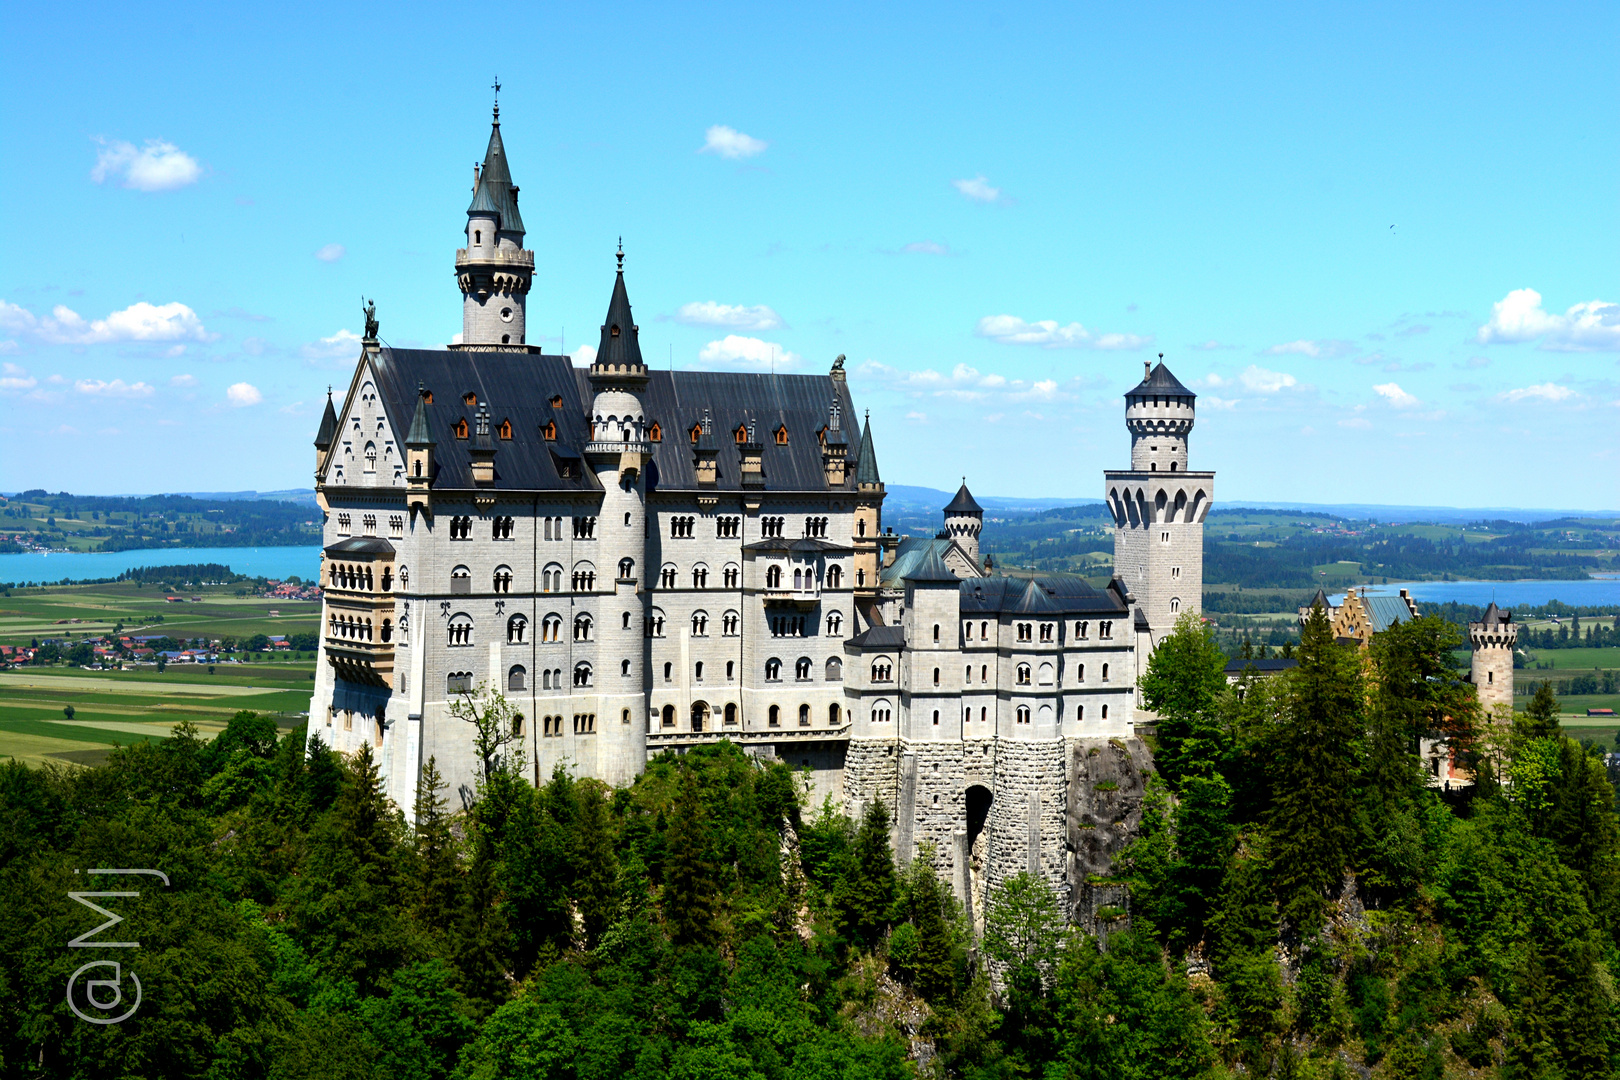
<box><xmin>852</xmin><ymin>410</ymin><xmax>886</xmax><ymax>595</ymax></box>
<box><xmin>1470</xmin><ymin>602</ymin><xmax>1517</xmax><ymax>716</ymax></box>
<box><xmin>469</xmin><ymin>404</ymin><xmax>496</xmax><ymax>486</ymax></box>
<box><xmin>583</xmin><ymin>247</ymin><xmax>649</xmax><ymax>785</ymax></box>
<box><xmin>314</xmin><ymin>388</ymin><xmax>339</xmax><ymax>477</ymax></box>
<box><xmin>822</xmin><ymin>398</ymin><xmax>849</xmax><ymax>487</ymax></box>
<box><xmin>1125</xmin><ymin>356</ymin><xmax>1196</xmax><ymax>472</ymax></box>
<box><xmin>943</xmin><ymin>481</ymin><xmax>983</xmax><ymax>567</ymax></box>
<box><xmin>404</xmin><ymin>384</ymin><xmax>435</xmax><ymax>519</ymax></box>
<box><xmin>453</xmin><ymin>99</ymin><xmax>536</xmax><ymax>351</ymax></box>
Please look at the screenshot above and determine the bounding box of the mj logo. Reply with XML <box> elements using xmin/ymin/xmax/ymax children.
<box><xmin>66</xmin><ymin>869</ymin><xmax>169</xmax><ymax>1025</ymax></box>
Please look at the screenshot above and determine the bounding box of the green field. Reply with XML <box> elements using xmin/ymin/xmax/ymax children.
<box><xmin>0</xmin><ymin>579</ymin><xmax>319</xmax><ymax>646</ymax></box>
<box><xmin>1519</xmin><ymin>646</ymin><xmax>1620</xmax><ymax>671</ymax></box>
<box><xmin>0</xmin><ymin>664</ymin><xmax>313</xmax><ymax>766</ymax></box>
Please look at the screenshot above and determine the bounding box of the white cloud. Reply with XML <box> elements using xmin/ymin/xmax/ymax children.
<box><xmin>952</xmin><ymin>175</ymin><xmax>1002</xmax><ymax>203</ymax></box>
<box><xmin>169</xmin><ymin>373</ymin><xmax>198</xmax><ymax>387</ymax></box>
<box><xmin>1239</xmin><ymin>365</ymin><xmax>1297</xmax><ymax>393</ymax></box>
<box><xmin>90</xmin><ymin>138</ymin><xmax>202</xmax><ymax>191</ymax></box>
<box><xmin>1475</xmin><ymin>288</ymin><xmax>1620</xmax><ymax>351</ymax></box>
<box><xmin>314</xmin><ymin>243</ymin><xmax>347</xmax><ymax>263</ymax></box>
<box><xmin>1372</xmin><ymin>382</ymin><xmax>1420</xmax><ymax>408</ymax></box>
<box><xmin>1497</xmin><ymin>382</ymin><xmax>1576</xmax><ymax>404</ymax></box>
<box><xmin>975</xmin><ymin>314</ymin><xmax>1150</xmax><ymax>350</ymax></box>
<box><xmin>905</xmin><ymin>411</ymin><xmax>928</xmax><ymax>423</ymax></box>
<box><xmin>901</xmin><ymin>241</ymin><xmax>951</xmax><ymax>256</ymax></box>
<box><xmin>698</xmin><ymin>335</ymin><xmax>801</xmax><ymax>371</ymax></box>
<box><xmin>0</xmin><ymin>300</ymin><xmax>211</xmax><ymax>345</ymax></box>
<box><xmin>1203</xmin><ymin>396</ymin><xmax>1239</xmax><ymax>410</ymax></box>
<box><xmin>572</xmin><ymin>344</ymin><xmax>597</xmax><ymax>367</ymax></box>
<box><xmin>76</xmin><ymin>378</ymin><xmax>154</xmax><ymax>398</ymax></box>
<box><xmin>1263</xmin><ymin>338</ymin><xmax>1358</xmax><ymax>358</ymax></box>
<box><xmin>856</xmin><ymin>360</ymin><xmax>1073</xmax><ymax>403</ymax></box>
<box><xmin>0</xmin><ymin>361</ymin><xmax>37</xmax><ymax>393</ymax></box>
<box><xmin>1338</xmin><ymin>416</ymin><xmax>1373</xmax><ymax>429</ymax></box>
<box><xmin>226</xmin><ymin>382</ymin><xmax>262</xmax><ymax>407</ymax></box>
<box><xmin>674</xmin><ymin>301</ymin><xmax>784</xmax><ymax>332</ymax></box>
<box><xmin>700</xmin><ymin>125</ymin><xmax>768</xmax><ymax>160</ymax></box>
<box><xmin>300</xmin><ymin>329</ymin><xmax>363</xmax><ymax>362</ymax></box>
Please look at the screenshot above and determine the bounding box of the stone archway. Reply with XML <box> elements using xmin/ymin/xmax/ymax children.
<box><xmin>965</xmin><ymin>784</ymin><xmax>993</xmax><ymax>934</ymax></box>
<box><xmin>691</xmin><ymin>700</ymin><xmax>710</xmax><ymax>732</ymax></box>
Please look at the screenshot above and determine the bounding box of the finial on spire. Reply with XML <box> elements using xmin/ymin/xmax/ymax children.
<box><xmin>491</xmin><ymin>76</ymin><xmax>501</xmax><ymax>122</ymax></box>
<box><xmin>616</xmin><ymin>237</ymin><xmax>624</xmax><ymax>273</ymax></box>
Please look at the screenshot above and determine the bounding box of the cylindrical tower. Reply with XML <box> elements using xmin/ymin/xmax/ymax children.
<box><xmin>454</xmin><ymin>102</ymin><xmax>536</xmax><ymax>351</ymax></box>
<box><xmin>1126</xmin><ymin>357</ymin><xmax>1195</xmax><ymax>472</ymax></box>
<box><xmin>585</xmin><ymin>249</ymin><xmax>650</xmax><ymax>785</ymax></box>
<box><xmin>942</xmin><ymin>481</ymin><xmax>984</xmax><ymax>568</ymax></box>
<box><xmin>1470</xmin><ymin>602</ymin><xmax>1517</xmax><ymax>717</ymax></box>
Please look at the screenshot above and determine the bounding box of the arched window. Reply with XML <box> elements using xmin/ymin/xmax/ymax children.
<box><xmin>723</xmin><ymin>563</ymin><xmax>739</xmax><ymax>588</ymax></box>
<box><xmin>1102</xmin><ymin>704</ymin><xmax>1110</xmax><ymax>720</ymax></box>
<box><xmin>828</xmin><ymin>565</ymin><xmax>842</xmax><ymax>588</ymax></box>
<box><xmin>621</xmin><ymin>659</ymin><xmax>631</xmax><ymax>676</ymax></box>
<box><xmin>507</xmin><ymin>614</ymin><xmax>527</xmax><ymax>643</ymax></box>
<box><xmin>766</xmin><ymin>565</ymin><xmax>782</xmax><ymax>589</ymax></box>
<box><xmin>856</xmin><ymin>568</ymin><xmax>865</xmax><ymax>586</ymax></box>
<box><xmin>662</xmin><ymin>704</ymin><xmax>676</xmax><ymax>727</ymax></box>
<box><xmin>1038</xmin><ymin>661</ymin><xmax>1054</xmax><ymax>686</ymax></box>
<box><xmin>829</xmin><ymin>703</ymin><xmax>841</xmax><ymax>725</ymax></box>
<box><xmin>694</xmin><ymin>661</ymin><xmax>704</xmax><ymax>681</ymax></box>
<box><xmin>448</xmin><ymin>615</ymin><xmax>474</xmax><ymax>647</ymax></box>
<box><xmin>508</xmin><ymin>665</ymin><xmax>526</xmax><ymax>691</ymax></box>
<box><xmin>663</xmin><ymin>661</ymin><xmax>672</xmax><ymax>681</ymax></box>
<box><xmin>1169</xmin><ymin>597</ymin><xmax>1181</xmax><ymax>613</ymax></box>
<box><xmin>451</xmin><ymin>565</ymin><xmax>471</xmax><ymax>595</ymax></box>
<box><xmin>826</xmin><ymin>611</ymin><xmax>842</xmax><ymax>636</ymax></box>
<box><xmin>573</xmin><ymin>662</ymin><xmax>593</xmax><ymax>687</ymax></box>
<box><xmin>871</xmin><ymin>658</ymin><xmax>893</xmax><ymax>682</ymax></box>
<box><xmin>872</xmin><ymin>700</ymin><xmax>892</xmax><ymax>723</ymax></box>
<box><xmin>447</xmin><ymin>671</ymin><xmax>472</xmax><ymax>694</ymax></box>
<box><xmin>933</xmin><ymin>667</ymin><xmax>940</xmax><ymax>686</ymax></box>
<box><xmin>1077</xmin><ymin>704</ymin><xmax>1085</xmax><ymax>721</ymax></box>
<box><xmin>1017</xmin><ymin>705</ymin><xmax>1031</xmax><ymax>724</ymax></box>
<box><xmin>798</xmin><ymin>703</ymin><xmax>811</xmax><ymax>726</ymax></box>
<box><xmin>726</xmin><ymin>660</ymin><xmax>735</xmax><ymax>680</ymax></box>
<box><xmin>933</xmin><ymin>623</ymin><xmax>940</xmax><ymax>643</ymax></box>
<box><xmin>722</xmin><ymin>610</ymin><xmax>739</xmax><ymax>636</ymax></box>
<box><xmin>618</xmin><ymin>557</ymin><xmax>634</xmax><ymax>580</ymax></box>
<box><xmin>692</xmin><ymin>564</ymin><xmax>709</xmax><ymax>588</ymax></box>
<box><xmin>769</xmin><ymin>704</ymin><xmax>781</xmax><ymax>727</ymax></box>
<box><xmin>574</xmin><ymin>613</ymin><xmax>592</xmax><ymax>641</ymax></box>
<box><xmin>692</xmin><ymin>611</ymin><xmax>708</xmax><ymax>636</ymax></box>
<box><xmin>380</xmin><ymin>618</ymin><xmax>392</xmax><ymax>642</ymax></box>
<box><xmin>766</xmin><ymin>657</ymin><xmax>782</xmax><ymax>681</ymax></box>
<box><xmin>1017</xmin><ymin>663</ymin><xmax>1031</xmax><ymax>685</ymax></box>
<box><xmin>825</xmin><ymin>657</ymin><xmax>842</xmax><ymax>681</ymax></box>
<box><xmin>1102</xmin><ymin>663</ymin><xmax>1110</xmax><ymax>681</ymax></box>
<box><xmin>795</xmin><ymin>657</ymin><xmax>812</xmax><ymax>680</ymax></box>
<box><xmin>725</xmin><ymin>702</ymin><xmax>738</xmax><ymax>725</ymax></box>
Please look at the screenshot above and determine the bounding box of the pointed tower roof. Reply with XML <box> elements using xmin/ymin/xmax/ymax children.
<box><xmin>855</xmin><ymin>410</ymin><xmax>881</xmax><ymax>485</ymax></box>
<box><xmin>1127</xmin><ymin>358</ymin><xmax>1194</xmax><ymax>398</ymax></box>
<box><xmin>593</xmin><ymin>249</ymin><xmax>646</xmax><ymax>371</ymax></box>
<box><xmin>314</xmin><ymin>388</ymin><xmax>339</xmax><ymax>450</ymax></box>
<box><xmin>466</xmin><ymin>106</ymin><xmax>525</xmax><ymax>235</ymax></box>
<box><xmin>405</xmin><ymin>384</ymin><xmax>435</xmax><ymax>447</ymax></box>
<box><xmin>944</xmin><ymin>481</ymin><xmax>982</xmax><ymax>514</ymax></box>
<box><xmin>1011</xmin><ymin>576</ymin><xmax>1062</xmax><ymax>613</ymax></box>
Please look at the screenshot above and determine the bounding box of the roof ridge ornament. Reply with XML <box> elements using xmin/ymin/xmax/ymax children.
<box><xmin>491</xmin><ymin>75</ymin><xmax>501</xmax><ymax>124</ymax></box>
<box><xmin>616</xmin><ymin>237</ymin><xmax>624</xmax><ymax>274</ymax></box>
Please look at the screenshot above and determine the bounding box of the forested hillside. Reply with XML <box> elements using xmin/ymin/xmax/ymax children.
<box><xmin>3</xmin><ymin>611</ymin><xmax>1618</xmax><ymax>1078</ymax></box>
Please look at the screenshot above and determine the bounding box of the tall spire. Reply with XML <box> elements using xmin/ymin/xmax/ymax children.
<box><xmin>592</xmin><ymin>243</ymin><xmax>645</xmax><ymax>372</ymax></box>
<box><xmin>406</xmin><ymin>384</ymin><xmax>435</xmax><ymax>447</ymax></box>
<box><xmin>467</xmin><ymin>102</ymin><xmax>523</xmax><ymax>235</ymax></box>
<box><xmin>314</xmin><ymin>387</ymin><xmax>338</xmax><ymax>450</ymax></box>
<box><xmin>855</xmin><ymin>409</ymin><xmax>882</xmax><ymax>486</ymax></box>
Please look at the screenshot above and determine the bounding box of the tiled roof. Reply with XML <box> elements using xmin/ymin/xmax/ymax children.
<box><xmin>1364</xmin><ymin>594</ymin><xmax>1418</xmax><ymax>634</ymax></box>
<box><xmin>1126</xmin><ymin>360</ymin><xmax>1194</xmax><ymax>399</ymax></box>
<box><xmin>904</xmin><ymin>545</ymin><xmax>959</xmax><ymax>584</ymax></box>
<box><xmin>847</xmin><ymin>624</ymin><xmax>906</xmax><ymax>649</ymax></box>
<box><xmin>944</xmin><ymin>482</ymin><xmax>982</xmax><ymax>514</ymax></box>
<box><xmin>325</xmin><ymin>537</ymin><xmax>396</xmax><ymax>555</ymax></box>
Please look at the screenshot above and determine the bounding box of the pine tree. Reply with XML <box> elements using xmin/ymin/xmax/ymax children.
<box><xmin>412</xmin><ymin>756</ymin><xmax>460</xmax><ymax>934</ymax></box>
<box><xmin>837</xmin><ymin>799</ymin><xmax>898</xmax><ymax>949</ymax></box>
<box><xmin>1139</xmin><ymin>611</ymin><xmax>1232</xmax><ymax>787</ymax></box>
<box><xmin>1518</xmin><ymin>681</ymin><xmax>1561</xmax><ymax>741</ymax></box>
<box><xmin>662</xmin><ymin>768</ymin><xmax>720</xmax><ymax>947</ymax></box>
<box><xmin>572</xmin><ymin>780</ymin><xmax>618</xmax><ymax>949</ymax></box>
<box><xmin>1267</xmin><ymin>602</ymin><xmax>1362</xmax><ymax>932</ymax></box>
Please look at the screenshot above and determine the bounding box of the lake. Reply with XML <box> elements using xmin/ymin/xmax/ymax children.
<box><xmin>1333</xmin><ymin>577</ymin><xmax>1620</xmax><ymax>609</ymax></box>
<box><xmin>0</xmin><ymin>546</ymin><xmax>323</xmax><ymax>586</ymax></box>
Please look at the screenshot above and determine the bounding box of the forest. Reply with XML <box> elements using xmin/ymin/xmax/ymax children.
<box><xmin>3</xmin><ymin>608</ymin><xmax>1618</xmax><ymax>1078</ymax></box>
<box><xmin>0</xmin><ymin>492</ymin><xmax>319</xmax><ymax>554</ymax></box>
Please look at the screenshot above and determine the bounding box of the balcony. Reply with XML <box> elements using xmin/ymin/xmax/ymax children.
<box><xmin>454</xmin><ymin>247</ymin><xmax>535</xmax><ymax>268</ymax></box>
<box><xmin>763</xmin><ymin>586</ymin><xmax>820</xmax><ymax>609</ymax></box>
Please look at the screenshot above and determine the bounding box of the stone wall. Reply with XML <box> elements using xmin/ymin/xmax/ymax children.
<box><xmin>987</xmin><ymin>739</ymin><xmax>1069</xmax><ymax>904</ymax></box>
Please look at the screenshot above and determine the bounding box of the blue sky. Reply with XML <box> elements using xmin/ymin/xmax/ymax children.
<box><xmin>2</xmin><ymin>1</ymin><xmax>1616</xmax><ymax>508</ymax></box>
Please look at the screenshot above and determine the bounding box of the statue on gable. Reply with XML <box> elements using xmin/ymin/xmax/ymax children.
<box><xmin>362</xmin><ymin>297</ymin><xmax>379</xmax><ymax>341</ymax></box>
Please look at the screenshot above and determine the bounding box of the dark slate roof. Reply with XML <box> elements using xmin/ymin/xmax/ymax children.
<box><xmin>325</xmin><ymin>537</ymin><xmax>396</xmax><ymax>555</ymax></box>
<box><xmin>1224</xmin><ymin>657</ymin><xmax>1299</xmax><ymax>674</ymax></box>
<box><xmin>315</xmin><ymin>391</ymin><xmax>339</xmax><ymax>450</ymax></box>
<box><xmin>944</xmin><ymin>482</ymin><xmax>982</xmax><ymax>514</ymax></box>
<box><xmin>904</xmin><ymin>545</ymin><xmax>958</xmax><ymax>584</ymax></box>
<box><xmin>364</xmin><ymin>349</ymin><xmax>600</xmax><ymax>493</ymax></box>
<box><xmin>593</xmin><ymin>269</ymin><xmax>645</xmax><ymax>370</ymax></box>
<box><xmin>847</xmin><ymin>624</ymin><xmax>906</xmax><ymax>649</ymax></box>
<box><xmin>1010</xmin><ymin>576</ymin><xmax>1062</xmax><ymax>614</ymax></box>
<box><xmin>1126</xmin><ymin>360</ymin><xmax>1194</xmax><ymax>399</ymax></box>
<box><xmin>854</xmin><ymin>412</ymin><xmax>881</xmax><ymax>484</ymax></box>
<box><xmin>1478</xmin><ymin>601</ymin><xmax>1512</xmax><ymax>627</ymax></box>
<box><xmin>1307</xmin><ymin>588</ymin><xmax>1331</xmax><ymax>610</ymax></box>
<box><xmin>824</xmin><ymin>406</ymin><xmax>849</xmax><ymax>447</ymax></box>
<box><xmin>467</xmin><ymin>114</ymin><xmax>524</xmax><ymax>235</ymax></box>
<box><xmin>352</xmin><ymin>345</ymin><xmax>860</xmax><ymax>495</ymax></box>
<box><xmin>959</xmin><ymin>571</ymin><xmax>1128</xmax><ymax>616</ymax></box>
<box><xmin>575</xmin><ymin>367</ymin><xmax>860</xmax><ymax>493</ymax></box>
<box><xmin>882</xmin><ymin>537</ymin><xmax>953</xmax><ymax>588</ymax></box>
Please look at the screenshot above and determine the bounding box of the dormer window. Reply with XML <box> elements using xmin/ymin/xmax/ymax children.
<box><xmin>690</xmin><ymin>424</ymin><xmax>702</xmax><ymax>444</ymax></box>
<box><xmin>774</xmin><ymin>425</ymin><xmax>788</xmax><ymax>445</ymax></box>
<box><xmin>648</xmin><ymin>422</ymin><xmax>661</xmax><ymax>442</ymax></box>
<box><xmin>610</xmin><ymin>325</ymin><xmax>621</xmax><ymax>338</ymax></box>
<box><xmin>550</xmin><ymin>394</ymin><xmax>562</xmax><ymax>408</ymax></box>
<box><xmin>422</xmin><ymin>390</ymin><xmax>433</xmax><ymax>404</ymax></box>
<box><xmin>498</xmin><ymin>419</ymin><xmax>512</xmax><ymax>440</ymax></box>
<box><xmin>454</xmin><ymin>418</ymin><xmax>468</xmax><ymax>440</ymax></box>
<box><xmin>463</xmin><ymin>392</ymin><xmax>477</xmax><ymax>407</ymax></box>
<box><xmin>734</xmin><ymin>425</ymin><xmax>748</xmax><ymax>444</ymax></box>
<box><xmin>542</xmin><ymin>421</ymin><xmax>557</xmax><ymax>441</ymax></box>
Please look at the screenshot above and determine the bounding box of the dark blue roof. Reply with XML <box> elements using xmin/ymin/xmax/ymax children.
<box><xmin>944</xmin><ymin>482</ymin><xmax>982</xmax><ymax>514</ymax></box>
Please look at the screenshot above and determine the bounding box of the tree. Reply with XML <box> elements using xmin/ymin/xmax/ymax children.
<box><xmin>447</xmin><ymin>682</ymin><xmax>523</xmax><ymax>785</ymax></box>
<box><xmin>411</xmin><ymin>756</ymin><xmax>461</xmax><ymax>934</ymax></box>
<box><xmin>1267</xmin><ymin>602</ymin><xmax>1362</xmax><ymax>931</ymax></box>
<box><xmin>1518</xmin><ymin>681</ymin><xmax>1561</xmax><ymax>742</ymax></box>
<box><xmin>982</xmin><ymin>871</ymin><xmax>1064</xmax><ymax>1064</ymax></box>
<box><xmin>1139</xmin><ymin>611</ymin><xmax>1231</xmax><ymax>787</ymax></box>
<box><xmin>662</xmin><ymin>768</ymin><xmax>720</xmax><ymax>947</ymax></box>
<box><xmin>835</xmin><ymin>800</ymin><xmax>898</xmax><ymax>949</ymax></box>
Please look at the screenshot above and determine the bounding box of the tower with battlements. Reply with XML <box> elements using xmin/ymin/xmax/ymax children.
<box><xmin>1470</xmin><ymin>602</ymin><xmax>1517</xmax><ymax>715</ymax></box>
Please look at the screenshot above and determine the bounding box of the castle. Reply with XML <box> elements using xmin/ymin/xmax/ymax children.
<box><xmin>309</xmin><ymin>107</ymin><xmax>1213</xmax><ymax>918</ymax></box>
